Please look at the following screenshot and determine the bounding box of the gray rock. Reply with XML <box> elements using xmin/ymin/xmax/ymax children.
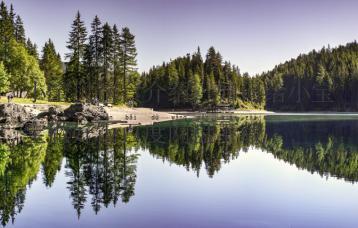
<box><xmin>37</xmin><ymin>106</ymin><xmax>64</xmax><ymax>122</ymax></box>
<box><xmin>23</xmin><ymin>118</ymin><xmax>48</xmax><ymax>135</ymax></box>
<box><xmin>0</xmin><ymin>103</ymin><xmax>34</xmax><ymax>128</ymax></box>
<box><xmin>0</xmin><ymin>128</ymin><xmax>23</xmax><ymax>144</ymax></box>
<box><xmin>64</xmin><ymin>103</ymin><xmax>109</xmax><ymax>123</ymax></box>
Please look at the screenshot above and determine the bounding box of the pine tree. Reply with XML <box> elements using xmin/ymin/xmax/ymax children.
<box><xmin>26</xmin><ymin>38</ymin><xmax>39</xmax><ymax>60</ymax></box>
<box><xmin>188</xmin><ymin>72</ymin><xmax>203</xmax><ymax>108</ymax></box>
<box><xmin>167</xmin><ymin>62</ymin><xmax>179</xmax><ymax>107</ymax></box>
<box><xmin>206</xmin><ymin>71</ymin><xmax>220</xmax><ymax>108</ymax></box>
<box><xmin>0</xmin><ymin>1</ymin><xmax>14</xmax><ymax>62</ymax></box>
<box><xmin>256</xmin><ymin>79</ymin><xmax>266</xmax><ymax>108</ymax></box>
<box><xmin>9</xmin><ymin>4</ymin><xmax>14</xmax><ymax>25</ymax></box>
<box><xmin>83</xmin><ymin>41</ymin><xmax>94</xmax><ymax>99</ymax></box>
<box><xmin>14</xmin><ymin>16</ymin><xmax>25</xmax><ymax>44</ymax></box>
<box><xmin>120</xmin><ymin>27</ymin><xmax>137</xmax><ymax>103</ymax></box>
<box><xmin>89</xmin><ymin>15</ymin><xmax>102</xmax><ymax>99</ymax></box>
<box><xmin>65</xmin><ymin>11</ymin><xmax>87</xmax><ymax>101</ymax></box>
<box><xmin>112</xmin><ymin>24</ymin><xmax>122</xmax><ymax>104</ymax></box>
<box><xmin>101</xmin><ymin>23</ymin><xmax>113</xmax><ymax>103</ymax></box>
<box><xmin>41</xmin><ymin>39</ymin><xmax>64</xmax><ymax>101</ymax></box>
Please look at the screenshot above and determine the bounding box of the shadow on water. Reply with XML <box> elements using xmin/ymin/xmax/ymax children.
<box><xmin>1</xmin><ymin>115</ymin><xmax>358</xmax><ymax>225</ymax></box>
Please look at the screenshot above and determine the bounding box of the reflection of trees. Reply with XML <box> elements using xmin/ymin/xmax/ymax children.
<box><xmin>63</xmin><ymin>127</ymin><xmax>139</xmax><ymax>217</ymax></box>
<box><xmin>135</xmin><ymin>116</ymin><xmax>266</xmax><ymax>177</ymax></box>
<box><xmin>3</xmin><ymin>117</ymin><xmax>358</xmax><ymax>225</ymax></box>
<box><xmin>42</xmin><ymin>131</ymin><xmax>64</xmax><ymax>187</ymax></box>
<box><xmin>264</xmin><ymin>120</ymin><xmax>358</xmax><ymax>182</ymax></box>
<box><xmin>0</xmin><ymin>136</ymin><xmax>47</xmax><ymax>226</ymax></box>
<box><xmin>265</xmin><ymin>134</ymin><xmax>358</xmax><ymax>182</ymax></box>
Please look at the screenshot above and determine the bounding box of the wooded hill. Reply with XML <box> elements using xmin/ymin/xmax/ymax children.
<box><xmin>262</xmin><ymin>42</ymin><xmax>358</xmax><ymax>111</ymax></box>
<box><xmin>136</xmin><ymin>47</ymin><xmax>266</xmax><ymax>110</ymax></box>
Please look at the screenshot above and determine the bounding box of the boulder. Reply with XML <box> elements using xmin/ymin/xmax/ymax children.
<box><xmin>37</xmin><ymin>106</ymin><xmax>64</xmax><ymax>121</ymax></box>
<box><xmin>64</xmin><ymin>103</ymin><xmax>109</xmax><ymax>123</ymax></box>
<box><xmin>0</xmin><ymin>103</ymin><xmax>34</xmax><ymax>128</ymax></box>
<box><xmin>22</xmin><ymin>118</ymin><xmax>48</xmax><ymax>135</ymax></box>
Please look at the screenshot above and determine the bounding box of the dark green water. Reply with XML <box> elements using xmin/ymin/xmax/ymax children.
<box><xmin>1</xmin><ymin>115</ymin><xmax>358</xmax><ymax>227</ymax></box>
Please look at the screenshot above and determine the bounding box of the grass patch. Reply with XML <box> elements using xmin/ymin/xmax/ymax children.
<box><xmin>0</xmin><ymin>97</ymin><xmax>71</xmax><ymax>106</ymax></box>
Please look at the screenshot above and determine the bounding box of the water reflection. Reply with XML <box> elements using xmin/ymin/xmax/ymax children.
<box><xmin>0</xmin><ymin>115</ymin><xmax>358</xmax><ymax>226</ymax></box>
<box><xmin>135</xmin><ymin>116</ymin><xmax>265</xmax><ymax>177</ymax></box>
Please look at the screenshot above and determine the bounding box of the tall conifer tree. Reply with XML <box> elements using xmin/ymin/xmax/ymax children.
<box><xmin>101</xmin><ymin>23</ymin><xmax>113</xmax><ymax>103</ymax></box>
<box><xmin>120</xmin><ymin>27</ymin><xmax>137</xmax><ymax>103</ymax></box>
<box><xmin>65</xmin><ymin>11</ymin><xmax>87</xmax><ymax>101</ymax></box>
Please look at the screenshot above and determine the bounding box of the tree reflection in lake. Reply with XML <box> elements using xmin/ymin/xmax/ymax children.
<box><xmin>135</xmin><ymin>116</ymin><xmax>265</xmax><ymax>177</ymax></box>
<box><xmin>59</xmin><ymin>125</ymin><xmax>140</xmax><ymax>217</ymax></box>
<box><xmin>1</xmin><ymin>115</ymin><xmax>358</xmax><ymax>225</ymax></box>
<box><xmin>0</xmin><ymin>134</ymin><xmax>47</xmax><ymax>226</ymax></box>
<box><xmin>264</xmin><ymin>116</ymin><xmax>358</xmax><ymax>182</ymax></box>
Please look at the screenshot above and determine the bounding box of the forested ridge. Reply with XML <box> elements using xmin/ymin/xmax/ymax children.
<box><xmin>136</xmin><ymin>47</ymin><xmax>266</xmax><ymax>109</ymax></box>
<box><xmin>262</xmin><ymin>42</ymin><xmax>358</xmax><ymax>111</ymax></box>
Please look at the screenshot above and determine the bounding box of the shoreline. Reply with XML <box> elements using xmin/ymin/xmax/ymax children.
<box><xmin>5</xmin><ymin>102</ymin><xmax>358</xmax><ymax>130</ymax></box>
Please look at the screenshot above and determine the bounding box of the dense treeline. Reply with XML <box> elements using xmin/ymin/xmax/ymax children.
<box><xmin>262</xmin><ymin>42</ymin><xmax>358</xmax><ymax>111</ymax></box>
<box><xmin>137</xmin><ymin>47</ymin><xmax>266</xmax><ymax>110</ymax></box>
<box><xmin>64</xmin><ymin>12</ymin><xmax>138</xmax><ymax>103</ymax></box>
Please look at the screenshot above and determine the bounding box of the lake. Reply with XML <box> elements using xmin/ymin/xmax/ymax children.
<box><xmin>1</xmin><ymin>115</ymin><xmax>358</xmax><ymax>228</ymax></box>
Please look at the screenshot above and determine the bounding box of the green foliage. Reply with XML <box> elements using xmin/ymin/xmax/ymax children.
<box><xmin>65</xmin><ymin>11</ymin><xmax>87</xmax><ymax>101</ymax></box>
<box><xmin>42</xmin><ymin>135</ymin><xmax>63</xmax><ymax>187</ymax></box>
<box><xmin>0</xmin><ymin>62</ymin><xmax>9</xmax><ymax>93</ymax></box>
<box><xmin>80</xmin><ymin>16</ymin><xmax>138</xmax><ymax>104</ymax></box>
<box><xmin>41</xmin><ymin>39</ymin><xmax>64</xmax><ymax>101</ymax></box>
<box><xmin>14</xmin><ymin>15</ymin><xmax>25</xmax><ymax>44</ymax></box>
<box><xmin>0</xmin><ymin>136</ymin><xmax>47</xmax><ymax>226</ymax></box>
<box><xmin>0</xmin><ymin>2</ymin><xmax>46</xmax><ymax>99</ymax></box>
<box><xmin>101</xmin><ymin>23</ymin><xmax>113</xmax><ymax>103</ymax></box>
<box><xmin>0</xmin><ymin>1</ymin><xmax>14</xmax><ymax>62</ymax></box>
<box><xmin>188</xmin><ymin>73</ymin><xmax>203</xmax><ymax>108</ymax></box>
<box><xmin>120</xmin><ymin>27</ymin><xmax>137</xmax><ymax>103</ymax></box>
<box><xmin>26</xmin><ymin>38</ymin><xmax>39</xmax><ymax>60</ymax></box>
<box><xmin>6</xmin><ymin>39</ymin><xmax>46</xmax><ymax>98</ymax></box>
<box><xmin>262</xmin><ymin>42</ymin><xmax>358</xmax><ymax>111</ymax></box>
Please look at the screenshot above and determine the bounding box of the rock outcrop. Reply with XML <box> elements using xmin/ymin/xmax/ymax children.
<box><xmin>0</xmin><ymin>103</ymin><xmax>35</xmax><ymax>128</ymax></box>
<box><xmin>63</xmin><ymin>103</ymin><xmax>109</xmax><ymax>124</ymax></box>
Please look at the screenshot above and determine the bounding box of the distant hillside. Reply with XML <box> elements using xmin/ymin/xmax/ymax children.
<box><xmin>262</xmin><ymin>42</ymin><xmax>358</xmax><ymax>111</ymax></box>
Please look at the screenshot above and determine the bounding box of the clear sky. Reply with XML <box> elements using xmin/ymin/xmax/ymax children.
<box><xmin>4</xmin><ymin>0</ymin><xmax>358</xmax><ymax>74</ymax></box>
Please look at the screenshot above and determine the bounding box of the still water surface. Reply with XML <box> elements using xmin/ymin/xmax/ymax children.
<box><xmin>1</xmin><ymin>115</ymin><xmax>358</xmax><ymax>228</ymax></box>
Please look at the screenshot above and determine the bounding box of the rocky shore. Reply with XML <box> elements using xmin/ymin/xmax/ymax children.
<box><xmin>0</xmin><ymin>103</ymin><xmax>183</xmax><ymax>136</ymax></box>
